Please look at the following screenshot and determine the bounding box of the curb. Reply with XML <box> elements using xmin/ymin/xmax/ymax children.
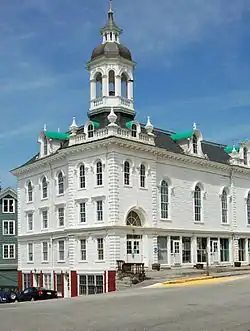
<box><xmin>163</xmin><ymin>276</ymin><xmax>214</xmax><ymax>285</ymax></box>
<box><xmin>162</xmin><ymin>271</ymin><xmax>250</xmax><ymax>285</ymax></box>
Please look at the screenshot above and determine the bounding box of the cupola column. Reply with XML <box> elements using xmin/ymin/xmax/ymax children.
<box><xmin>102</xmin><ymin>74</ymin><xmax>108</xmax><ymax>97</ymax></box>
<box><xmin>128</xmin><ymin>79</ymin><xmax>133</xmax><ymax>100</ymax></box>
<box><xmin>115</xmin><ymin>75</ymin><xmax>121</xmax><ymax>96</ymax></box>
<box><xmin>90</xmin><ymin>79</ymin><xmax>96</xmax><ymax>100</ymax></box>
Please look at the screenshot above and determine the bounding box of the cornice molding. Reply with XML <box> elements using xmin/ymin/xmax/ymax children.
<box><xmin>17</xmin><ymin>224</ymin><xmax>238</xmax><ymax>241</ymax></box>
<box><xmin>11</xmin><ymin>136</ymin><xmax>250</xmax><ymax>177</ymax></box>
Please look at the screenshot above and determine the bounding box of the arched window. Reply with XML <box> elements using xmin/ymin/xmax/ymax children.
<box><xmin>243</xmin><ymin>147</ymin><xmax>248</xmax><ymax>166</ymax></box>
<box><xmin>131</xmin><ymin>124</ymin><xmax>137</xmax><ymax>137</ymax></box>
<box><xmin>105</xmin><ymin>33</ymin><xmax>108</xmax><ymax>41</ymax></box>
<box><xmin>88</xmin><ymin>124</ymin><xmax>94</xmax><ymax>138</ymax></box>
<box><xmin>95</xmin><ymin>72</ymin><xmax>102</xmax><ymax>98</ymax></box>
<box><xmin>58</xmin><ymin>171</ymin><xmax>64</xmax><ymax>195</ymax></box>
<box><xmin>27</xmin><ymin>181</ymin><xmax>33</xmax><ymax>202</ymax></box>
<box><xmin>96</xmin><ymin>161</ymin><xmax>103</xmax><ymax>186</ymax></box>
<box><xmin>108</xmin><ymin>70</ymin><xmax>115</xmax><ymax>96</ymax></box>
<box><xmin>44</xmin><ymin>138</ymin><xmax>48</xmax><ymax>156</ymax></box>
<box><xmin>140</xmin><ymin>164</ymin><xmax>146</xmax><ymax>188</ymax></box>
<box><xmin>193</xmin><ymin>135</ymin><xmax>198</xmax><ymax>154</ymax></box>
<box><xmin>247</xmin><ymin>192</ymin><xmax>250</xmax><ymax>225</ymax></box>
<box><xmin>126</xmin><ymin>211</ymin><xmax>141</xmax><ymax>226</ymax></box>
<box><xmin>160</xmin><ymin>180</ymin><xmax>169</xmax><ymax>219</ymax></box>
<box><xmin>221</xmin><ymin>189</ymin><xmax>228</xmax><ymax>223</ymax></box>
<box><xmin>110</xmin><ymin>32</ymin><xmax>112</xmax><ymax>41</ymax></box>
<box><xmin>41</xmin><ymin>176</ymin><xmax>48</xmax><ymax>199</ymax></box>
<box><xmin>121</xmin><ymin>73</ymin><xmax>128</xmax><ymax>98</ymax></box>
<box><xmin>194</xmin><ymin>185</ymin><xmax>202</xmax><ymax>221</ymax></box>
<box><xmin>124</xmin><ymin>161</ymin><xmax>130</xmax><ymax>186</ymax></box>
<box><xmin>79</xmin><ymin>164</ymin><xmax>85</xmax><ymax>189</ymax></box>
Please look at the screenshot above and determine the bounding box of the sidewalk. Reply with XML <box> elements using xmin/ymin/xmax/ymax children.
<box><xmin>137</xmin><ymin>265</ymin><xmax>250</xmax><ymax>288</ymax></box>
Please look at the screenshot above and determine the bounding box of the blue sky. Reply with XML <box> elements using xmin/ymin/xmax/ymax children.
<box><xmin>1</xmin><ymin>0</ymin><xmax>250</xmax><ymax>187</ymax></box>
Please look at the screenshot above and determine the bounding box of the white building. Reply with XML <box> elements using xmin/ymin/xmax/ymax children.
<box><xmin>12</xmin><ymin>1</ymin><xmax>250</xmax><ymax>297</ymax></box>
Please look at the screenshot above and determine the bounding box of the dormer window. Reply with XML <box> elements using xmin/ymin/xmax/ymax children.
<box><xmin>88</xmin><ymin>124</ymin><xmax>94</xmax><ymax>138</ymax></box>
<box><xmin>131</xmin><ymin>124</ymin><xmax>137</xmax><ymax>138</ymax></box>
<box><xmin>243</xmin><ymin>147</ymin><xmax>248</xmax><ymax>165</ymax></box>
<box><xmin>193</xmin><ymin>135</ymin><xmax>198</xmax><ymax>154</ymax></box>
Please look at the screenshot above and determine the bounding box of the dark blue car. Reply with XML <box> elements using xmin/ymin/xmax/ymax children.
<box><xmin>0</xmin><ymin>290</ymin><xmax>17</xmax><ymax>303</ymax></box>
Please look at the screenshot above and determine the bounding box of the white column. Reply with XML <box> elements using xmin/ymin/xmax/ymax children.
<box><xmin>102</xmin><ymin>75</ymin><xmax>108</xmax><ymax>97</ymax></box>
<box><xmin>90</xmin><ymin>79</ymin><xmax>96</xmax><ymax>100</ymax></box>
<box><xmin>207</xmin><ymin>237</ymin><xmax>211</xmax><ymax>265</ymax></box>
<box><xmin>115</xmin><ymin>75</ymin><xmax>121</xmax><ymax>97</ymax></box>
<box><xmin>167</xmin><ymin>235</ymin><xmax>171</xmax><ymax>266</ymax></box>
<box><xmin>128</xmin><ymin>80</ymin><xmax>133</xmax><ymax>100</ymax></box>
<box><xmin>245</xmin><ymin>238</ymin><xmax>248</xmax><ymax>262</ymax></box>
<box><xmin>180</xmin><ymin>236</ymin><xmax>183</xmax><ymax>265</ymax></box>
<box><xmin>192</xmin><ymin>236</ymin><xmax>197</xmax><ymax>264</ymax></box>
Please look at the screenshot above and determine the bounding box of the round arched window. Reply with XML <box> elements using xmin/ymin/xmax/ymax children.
<box><xmin>126</xmin><ymin>211</ymin><xmax>142</xmax><ymax>226</ymax></box>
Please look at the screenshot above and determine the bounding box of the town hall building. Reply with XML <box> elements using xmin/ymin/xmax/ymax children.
<box><xmin>12</xmin><ymin>1</ymin><xmax>250</xmax><ymax>297</ymax></box>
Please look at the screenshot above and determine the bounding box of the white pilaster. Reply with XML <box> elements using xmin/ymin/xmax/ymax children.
<box><xmin>102</xmin><ymin>75</ymin><xmax>108</xmax><ymax>97</ymax></box>
<box><xmin>128</xmin><ymin>80</ymin><xmax>133</xmax><ymax>100</ymax></box>
<box><xmin>115</xmin><ymin>75</ymin><xmax>121</xmax><ymax>96</ymax></box>
<box><xmin>90</xmin><ymin>79</ymin><xmax>96</xmax><ymax>100</ymax></box>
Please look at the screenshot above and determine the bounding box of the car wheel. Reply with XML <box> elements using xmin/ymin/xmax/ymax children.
<box><xmin>9</xmin><ymin>292</ymin><xmax>17</xmax><ymax>301</ymax></box>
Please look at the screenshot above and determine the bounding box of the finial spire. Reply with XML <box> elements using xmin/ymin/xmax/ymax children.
<box><xmin>108</xmin><ymin>0</ymin><xmax>114</xmax><ymax>22</ymax></box>
<box><xmin>109</xmin><ymin>0</ymin><xmax>113</xmax><ymax>13</ymax></box>
<box><xmin>100</xmin><ymin>0</ymin><xmax>122</xmax><ymax>41</ymax></box>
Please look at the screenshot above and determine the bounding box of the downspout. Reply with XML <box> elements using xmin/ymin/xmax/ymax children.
<box><xmin>48</xmin><ymin>162</ymin><xmax>54</xmax><ymax>288</ymax></box>
<box><xmin>230</xmin><ymin>167</ymin><xmax>236</xmax><ymax>265</ymax></box>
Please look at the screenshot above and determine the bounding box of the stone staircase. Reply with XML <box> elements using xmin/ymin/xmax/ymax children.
<box><xmin>116</xmin><ymin>275</ymin><xmax>132</xmax><ymax>291</ymax></box>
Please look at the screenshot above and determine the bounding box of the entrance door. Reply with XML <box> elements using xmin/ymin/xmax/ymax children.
<box><xmin>126</xmin><ymin>235</ymin><xmax>142</xmax><ymax>263</ymax></box>
<box><xmin>157</xmin><ymin>236</ymin><xmax>168</xmax><ymax>264</ymax></box>
<box><xmin>210</xmin><ymin>239</ymin><xmax>219</xmax><ymax>264</ymax></box>
<box><xmin>171</xmin><ymin>240</ymin><xmax>181</xmax><ymax>265</ymax></box>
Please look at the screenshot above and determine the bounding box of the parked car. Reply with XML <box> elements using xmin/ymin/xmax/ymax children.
<box><xmin>17</xmin><ymin>287</ymin><xmax>58</xmax><ymax>302</ymax></box>
<box><xmin>0</xmin><ymin>290</ymin><xmax>18</xmax><ymax>303</ymax></box>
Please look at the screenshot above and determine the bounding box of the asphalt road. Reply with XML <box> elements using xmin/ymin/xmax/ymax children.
<box><xmin>1</xmin><ymin>275</ymin><xmax>250</xmax><ymax>331</ymax></box>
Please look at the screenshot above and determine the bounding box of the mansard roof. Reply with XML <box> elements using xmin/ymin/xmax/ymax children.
<box><xmin>12</xmin><ymin>112</ymin><xmax>232</xmax><ymax>172</ymax></box>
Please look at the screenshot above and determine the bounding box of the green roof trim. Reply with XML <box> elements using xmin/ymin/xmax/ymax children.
<box><xmin>170</xmin><ymin>130</ymin><xmax>193</xmax><ymax>141</ymax></box>
<box><xmin>224</xmin><ymin>146</ymin><xmax>240</xmax><ymax>154</ymax></box>
<box><xmin>45</xmin><ymin>131</ymin><xmax>70</xmax><ymax>140</ymax></box>
<box><xmin>126</xmin><ymin>121</ymin><xmax>134</xmax><ymax>130</ymax></box>
<box><xmin>92</xmin><ymin>121</ymin><xmax>100</xmax><ymax>129</ymax></box>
